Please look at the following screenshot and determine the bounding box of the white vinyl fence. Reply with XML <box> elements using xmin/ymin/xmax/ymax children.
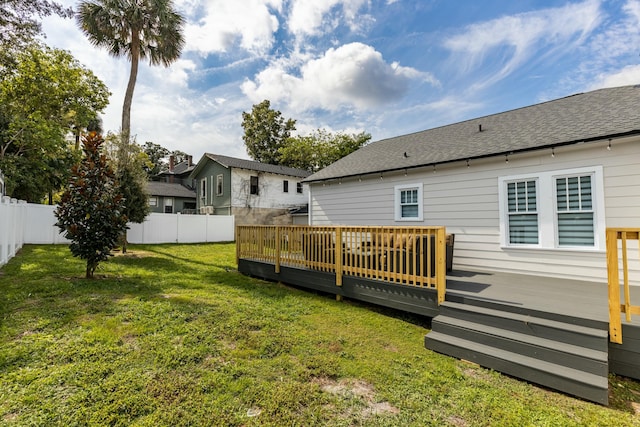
<box><xmin>1</xmin><ymin>204</ymin><xmax>235</xmax><ymax>267</ymax></box>
<box><xmin>0</xmin><ymin>197</ymin><xmax>26</xmax><ymax>267</ymax></box>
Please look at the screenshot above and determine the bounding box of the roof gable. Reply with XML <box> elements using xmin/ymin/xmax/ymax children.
<box><xmin>190</xmin><ymin>153</ymin><xmax>312</xmax><ymax>179</ymax></box>
<box><xmin>306</xmin><ymin>85</ymin><xmax>640</xmax><ymax>182</ymax></box>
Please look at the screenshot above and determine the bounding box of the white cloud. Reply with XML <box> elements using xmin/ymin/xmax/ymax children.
<box><xmin>589</xmin><ymin>65</ymin><xmax>640</xmax><ymax>89</ymax></box>
<box><xmin>444</xmin><ymin>0</ymin><xmax>602</xmax><ymax>88</ymax></box>
<box><xmin>242</xmin><ymin>42</ymin><xmax>437</xmax><ymax>111</ymax></box>
<box><xmin>287</xmin><ymin>0</ymin><xmax>371</xmax><ymax>39</ymax></box>
<box><xmin>184</xmin><ymin>0</ymin><xmax>282</xmax><ymax>56</ymax></box>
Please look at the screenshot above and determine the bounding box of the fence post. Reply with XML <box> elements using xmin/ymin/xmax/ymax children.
<box><xmin>0</xmin><ymin>197</ymin><xmax>7</xmax><ymax>266</ymax></box>
<box><xmin>606</xmin><ymin>228</ymin><xmax>622</xmax><ymax>344</ymax></box>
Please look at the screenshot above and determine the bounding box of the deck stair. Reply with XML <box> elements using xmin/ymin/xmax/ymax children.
<box><xmin>424</xmin><ymin>297</ymin><xmax>610</xmax><ymax>405</ymax></box>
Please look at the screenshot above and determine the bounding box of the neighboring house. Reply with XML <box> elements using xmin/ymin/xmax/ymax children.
<box><xmin>146</xmin><ymin>181</ymin><xmax>197</xmax><ymax>214</ymax></box>
<box><xmin>304</xmin><ymin>85</ymin><xmax>640</xmax><ymax>284</ymax></box>
<box><xmin>147</xmin><ymin>155</ymin><xmax>197</xmax><ymax>214</ymax></box>
<box><xmin>189</xmin><ymin>153</ymin><xmax>310</xmax><ymax>224</ymax></box>
<box><xmin>156</xmin><ymin>155</ymin><xmax>196</xmax><ymax>188</ymax></box>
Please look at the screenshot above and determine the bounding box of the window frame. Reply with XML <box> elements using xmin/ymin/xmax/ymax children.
<box><xmin>498</xmin><ymin>166</ymin><xmax>605</xmax><ymax>251</ymax></box>
<box><xmin>394</xmin><ymin>183</ymin><xmax>424</xmax><ymax>222</ymax></box>
<box><xmin>250</xmin><ymin>176</ymin><xmax>259</xmax><ymax>195</ymax></box>
<box><xmin>148</xmin><ymin>196</ymin><xmax>158</xmax><ymax>207</ymax></box>
<box><xmin>283</xmin><ymin>180</ymin><xmax>289</xmax><ymax>193</ymax></box>
<box><xmin>297</xmin><ymin>182</ymin><xmax>303</xmax><ymax>194</ymax></box>
<box><xmin>216</xmin><ymin>174</ymin><xmax>224</xmax><ymax>196</ymax></box>
<box><xmin>200</xmin><ymin>178</ymin><xmax>206</xmax><ymax>200</ymax></box>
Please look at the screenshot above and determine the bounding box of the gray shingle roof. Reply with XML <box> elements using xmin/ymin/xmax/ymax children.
<box><xmin>204</xmin><ymin>153</ymin><xmax>312</xmax><ymax>178</ymax></box>
<box><xmin>306</xmin><ymin>85</ymin><xmax>640</xmax><ymax>182</ymax></box>
<box><xmin>146</xmin><ymin>181</ymin><xmax>196</xmax><ymax>198</ymax></box>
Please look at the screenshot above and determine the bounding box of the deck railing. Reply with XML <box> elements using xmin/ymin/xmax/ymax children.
<box><xmin>606</xmin><ymin>228</ymin><xmax>640</xmax><ymax>343</ymax></box>
<box><xmin>236</xmin><ymin>225</ymin><xmax>448</xmax><ymax>304</ymax></box>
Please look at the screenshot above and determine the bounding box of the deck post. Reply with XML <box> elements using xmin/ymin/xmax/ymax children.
<box><xmin>275</xmin><ymin>226</ymin><xmax>281</xmax><ymax>274</ymax></box>
<box><xmin>436</xmin><ymin>227</ymin><xmax>446</xmax><ymax>304</ymax></box>
<box><xmin>606</xmin><ymin>229</ymin><xmax>622</xmax><ymax>344</ymax></box>
<box><xmin>335</xmin><ymin>226</ymin><xmax>343</xmax><ymax>287</ymax></box>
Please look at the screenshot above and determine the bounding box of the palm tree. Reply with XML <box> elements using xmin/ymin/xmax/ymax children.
<box><xmin>76</xmin><ymin>0</ymin><xmax>185</xmax><ymax>143</ymax></box>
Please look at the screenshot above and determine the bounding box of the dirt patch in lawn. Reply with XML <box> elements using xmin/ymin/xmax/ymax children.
<box><xmin>313</xmin><ymin>377</ymin><xmax>400</xmax><ymax>419</ymax></box>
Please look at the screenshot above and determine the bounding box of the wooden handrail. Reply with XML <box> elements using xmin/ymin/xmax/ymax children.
<box><xmin>236</xmin><ymin>225</ymin><xmax>449</xmax><ymax>304</ymax></box>
<box><xmin>606</xmin><ymin>228</ymin><xmax>640</xmax><ymax>344</ymax></box>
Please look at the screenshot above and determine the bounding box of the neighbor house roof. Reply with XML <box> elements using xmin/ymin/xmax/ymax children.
<box><xmin>306</xmin><ymin>85</ymin><xmax>640</xmax><ymax>183</ymax></box>
<box><xmin>157</xmin><ymin>159</ymin><xmax>195</xmax><ymax>177</ymax></box>
<box><xmin>146</xmin><ymin>181</ymin><xmax>196</xmax><ymax>199</ymax></box>
<box><xmin>190</xmin><ymin>153</ymin><xmax>312</xmax><ymax>179</ymax></box>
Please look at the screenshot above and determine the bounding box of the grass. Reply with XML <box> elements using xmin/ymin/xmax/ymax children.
<box><xmin>0</xmin><ymin>243</ymin><xmax>639</xmax><ymax>426</ymax></box>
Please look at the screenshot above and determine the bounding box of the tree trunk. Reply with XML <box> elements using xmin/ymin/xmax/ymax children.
<box><xmin>122</xmin><ymin>28</ymin><xmax>141</xmax><ymax>144</ymax></box>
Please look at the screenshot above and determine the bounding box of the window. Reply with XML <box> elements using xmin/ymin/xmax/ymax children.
<box><xmin>164</xmin><ymin>198</ymin><xmax>173</xmax><ymax>214</ymax></box>
<box><xmin>148</xmin><ymin>197</ymin><xmax>158</xmax><ymax>207</ymax></box>
<box><xmin>394</xmin><ymin>183</ymin><xmax>423</xmax><ymax>221</ymax></box>
<box><xmin>283</xmin><ymin>180</ymin><xmax>289</xmax><ymax>193</ymax></box>
<box><xmin>216</xmin><ymin>174</ymin><xmax>223</xmax><ymax>196</ymax></box>
<box><xmin>556</xmin><ymin>175</ymin><xmax>594</xmax><ymax>246</ymax></box>
<box><xmin>297</xmin><ymin>182</ymin><xmax>303</xmax><ymax>194</ymax></box>
<box><xmin>200</xmin><ymin>178</ymin><xmax>206</xmax><ymax>199</ymax></box>
<box><xmin>250</xmin><ymin>176</ymin><xmax>259</xmax><ymax>195</ymax></box>
<box><xmin>506</xmin><ymin>180</ymin><xmax>538</xmax><ymax>244</ymax></box>
<box><xmin>499</xmin><ymin>166</ymin><xmax>604</xmax><ymax>250</ymax></box>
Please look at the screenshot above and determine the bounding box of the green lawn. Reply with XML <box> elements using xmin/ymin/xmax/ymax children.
<box><xmin>1</xmin><ymin>244</ymin><xmax>639</xmax><ymax>426</ymax></box>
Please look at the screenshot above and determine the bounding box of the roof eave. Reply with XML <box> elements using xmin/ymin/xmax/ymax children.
<box><xmin>304</xmin><ymin>130</ymin><xmax>640</xmax><ymax>184</ymax></box>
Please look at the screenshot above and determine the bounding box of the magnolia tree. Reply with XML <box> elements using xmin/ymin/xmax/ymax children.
<box><xmin>55</xmin><ymin>132</ymin><xmax>128</xmax><ymax>278</ymax></box>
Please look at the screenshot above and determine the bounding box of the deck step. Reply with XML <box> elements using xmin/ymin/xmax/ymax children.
<box><xmin>439</xmin><ymin>301</ymin><xmax>608</xmax><ymax>351</ymax></box>
<box><xmin>432</xmin><ymin>316</ymin><xmax>608</xmax><ymax>376</ymax></box>
<box><xmin>425</xmin><ymin>332</ymin><xmax>609</xmax><ymax>405</ymax></box>
<box><xmin>425</xmin><ymin>301</ymin><xmax>610</xmax><ymax>405</ymax></box>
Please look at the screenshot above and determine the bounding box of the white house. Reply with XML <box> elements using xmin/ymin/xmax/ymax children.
<box><xmin>304</xmin><ymin>85</ymin><xmax>640</xmax><ymax>284</ymax></box>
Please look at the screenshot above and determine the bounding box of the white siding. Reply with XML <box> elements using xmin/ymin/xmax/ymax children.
<box><xmin>231</xmin><ymin>169</ymin><xmax>307</xmax><ymax>209</ymax></box>
<box><xmin>309</xmin><ymin>136</ymin><xmax>640</xmax><ymax>283</ymax></box>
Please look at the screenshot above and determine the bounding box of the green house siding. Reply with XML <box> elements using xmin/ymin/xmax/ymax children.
<box><xmin>148</xmin><ymin>196</ymin><xmax>196</xmax><ymax>214</ymax></box>
<box><xmin>193</xmin><ymin>161</ymin><xmax>231</xmax><ymax>214</ymax></box>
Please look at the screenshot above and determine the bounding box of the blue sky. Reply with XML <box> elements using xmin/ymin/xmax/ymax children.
<box><xmin>42</xmin><ymin>0</ymin><xmax>640</xmax><ymax>162</ymax></box>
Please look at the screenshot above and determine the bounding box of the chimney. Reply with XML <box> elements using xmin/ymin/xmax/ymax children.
<box><xmin>169</xmin><ymin>155</ymin><xmax>175</xmax><ymax>172</ymax></box>
<box><xmin>187</xmin><ymin>155</ymin><xmax>192</xmax><ymax>167</ymax></box>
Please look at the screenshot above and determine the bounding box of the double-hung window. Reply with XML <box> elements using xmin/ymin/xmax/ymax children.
<box><xmin>394</xmin><ymin>183</ymin><xmax>423</xmax><ymax>221</ymax></box>
<box><xmin>555</xmin><ymin>175</ymin><xmax>594</xmax><ymax>246</ymax></box>
<box><xmin>216</xmin><ymin>174</ymin><xmax>223</xmax><ymax>196</ymax></box>
<box><xmin>499</xmin><ymin>166</ymin><xmax>604</xmax><ymax>250</ymax></box>
<box><xmin>506</xmin><ymin>180</ymin><xmax>538</xmax><ymax>244</ymax></box>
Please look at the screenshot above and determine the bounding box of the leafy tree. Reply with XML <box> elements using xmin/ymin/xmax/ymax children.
<box><xmin>279</xmin><ymin>129</ymin><xmax>371</xmax><ymax>172</ymax></box>
<box><xmin>55</xmin><ymin>132</ymin><xmax>128</xmax><ymax>278</ymax></box>
<box><xmin>0</xmin><ymin>44</ymin><xmax>110</xmax><ymax>201</ymax></box>
<box><xmin>105</xmin><ymin>132</ymin><xmax>150</xmax><ymax>252</ymax></box>
<box><xmin>142</xmin><ymin>141</ymin><xmax>170</xmax><ymax>176</ymax></box>
<box><xmin>0</xmin><ymin>0</ymin><xmax>72</xmax><ymax>57</ymax></box>
<box><xmin>241</xmin><ymin>100</ymin><xmax>296</xmax><ymax>165</ymax></box>
<box><xmin>77</xmin><ymin>0</ymin><xmax>185</xmax><ymax>144</ymax></box>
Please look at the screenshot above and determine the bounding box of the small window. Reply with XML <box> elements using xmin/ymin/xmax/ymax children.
<box><xmin>283</xmin><ymin>180</ymin><xmax>289</xmax><ymax>193</ymax></box>
<box><xmin>164</xmin><ymin>198</ymin><xmax>173</xmax><ymax>214</ymax></box>
<box><xmin>394</xmin><ymin>183</ymin><xmax>423</xmax><ymax>221</ymax></box>
<box><xmin>216</xmin><ymin>174</ymin><xmax>223</xmax><ymax>196</ymax></box>
<box><xmin>200</xmin><ymin>178</ymin><xmax>206</xmax><ymax>199</ymax></box>
<box><xmin>250</xmin><ymin>176</ymin><xmax>259</xmax><ymax>195</ymax></box>
<box><xmin>148</xmin><ymin>197</ymin><xmax>158</xmax><ymax>207</ymax></box>
<box><xmin>297</xmin><ymin>182</ymin><xmax>303</xmax><ymax>194</ymax></box>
